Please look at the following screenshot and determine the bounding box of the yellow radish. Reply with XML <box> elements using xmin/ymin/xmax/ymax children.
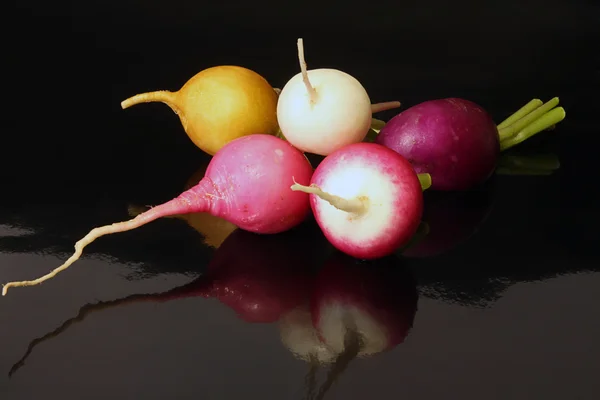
<box><xmin>121</xmin><ymin>66</ymin><xmax>280</xmax><ymax>155</ymax></box>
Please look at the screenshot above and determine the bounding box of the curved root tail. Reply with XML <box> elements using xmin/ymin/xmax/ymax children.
<box><xmin>2</xmin><ymin>215</ymin><xmax>155</xmax><ymax>296</ymax></box>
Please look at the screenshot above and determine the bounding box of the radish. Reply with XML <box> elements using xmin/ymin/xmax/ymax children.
<box><xmin>307</xmin><ymin>252</ymin><xmax>418</xmax><ymax>398</ymax></box>
<box><xmin>276</xmin><ymin>38</ymin><xmax>402</xmax><ymax>156</ymax></box>
<box><xmin>121</xmin><ymin>65</ymin><xmax>280</xmax><ymax>155</ymax></box>
<box><xmin>8</xmin><ymin>224</ymin><xmax>322</xmax><ymax>377</ymax></box>
<box><xmin>290</xmin><ymin>142</ymin><xmax>425</xmax><ymax>260</ymax></box>
<box><xmin>375</xmin><ymin>97</ymin><xmax>566</xmax><ymax>191</ymax></box>
<box><xmin>2</xmin><ymin>134</ymin><xmax>314</xmax><ymax>296</ymax></box>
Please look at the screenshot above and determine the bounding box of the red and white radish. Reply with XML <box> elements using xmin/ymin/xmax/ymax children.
<box><xmin>375</xmin><ymin>97</ymin><xmax>566</xmax><ymax>191</ymax></box>
<box><xmin>291</xmin><ymin>142</ymin><xmax>425</xmax><ymax>260</ymax></box>
<box><xmin>276</xmin><ymin>38</ymin><xmax>401</xmax><ymax>156</ymax></box>
<box><xmin>2</xmin><ymin>134</ymin><xmax>314</xmax><ymax>296</ymax></box>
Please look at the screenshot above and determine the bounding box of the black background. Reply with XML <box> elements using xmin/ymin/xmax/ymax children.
<box><xmin>1</xmin><ymin>1</ymin><xmax>600</xmax><ymax>399</ymax></box>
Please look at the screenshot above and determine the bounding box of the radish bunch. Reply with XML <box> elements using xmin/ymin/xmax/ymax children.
<box><xmin>2</xmin><ymin>37</ymin><xmax>567</xmax><ymax>298</ymax></box>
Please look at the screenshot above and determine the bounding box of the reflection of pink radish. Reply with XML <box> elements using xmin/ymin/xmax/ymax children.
<box><xmin>156</xmin><ymin>223</ymin><xmax>323</xmax><ymax>323</ymax></box>
<box><xmin>8</xmin><ymin>223</ymin><xmax>327</xmax><ymax>378</ymax></box>
<box><xmin>311</xmin><ymin>252</ymin><xmax>418</xmax><ymax>357</ymax></box>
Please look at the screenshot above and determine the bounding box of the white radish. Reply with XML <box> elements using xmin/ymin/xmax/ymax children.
<box><xmin>277</xmin><ymin>38</ymin><xmax>400</xmax><ymax>156</ymax></box>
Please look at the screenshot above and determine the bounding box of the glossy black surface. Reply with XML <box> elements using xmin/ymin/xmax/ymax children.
<box><xmin>2</xmin><ymin>1</ymin><xmax>600</xmax><ymax>399</ymax></box>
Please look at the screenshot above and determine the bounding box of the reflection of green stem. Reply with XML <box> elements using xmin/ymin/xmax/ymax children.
<box><xmin>499</xmin><ymin>154</ymin><xmax>560</xmax><ymax>170</ymax></box>
<box><xmin>496</xmin><ymin>153</ymin><xmax>560</xmax><ymax>176</ymax></box>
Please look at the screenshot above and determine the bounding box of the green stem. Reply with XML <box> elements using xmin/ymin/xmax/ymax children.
<box><xmin>500</xmin><ymin>107</ymin><xmax>566</xmax><ymax>151</ymax></box>
<box><xmin>418</xmin><ymin>173</ymin><xmax>432</xmax><ymax>191</ymax></box>
<box><xmin>498</xmin><ymin>97</ymin><xmax>560</xmax><ymax>142</ymax></box>
<box><xmin>497</xmin><ymin>99</ymin><xmax>543</xmax><ymax>130</ymax></box>
<box><xmin>370</xmin><ymin>118</ymin><xmax>386</xmax><ymax>133</ymax></box>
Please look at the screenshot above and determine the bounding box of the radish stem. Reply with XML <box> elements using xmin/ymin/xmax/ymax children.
<box><xmin>500</xmin><ymin>107</ymin><xmax>566</xmax><ymax>151</ymax></box>
<box><xmin>497</xmin><ymin>99</ymin><xmax>543</xmax><ymax>130</ymax></box>
<box><xmin>498</xmin><ymin>97</ymin><xmax>561</xmax><ymax>142</ymax></box>
<box><xmin>371</xmin><ymin>101</ymin><xmax>401</xmax><ymax>114</ymax></box>
<box><xmin>418</xmin><ymin>173</ymin><xmax>432</xmax><ymax>191</ymax></box>
<box><xmin>297</xmin><ymin>38</ymin><xmax>318</xmax><ymax>105</ymax></box>
<box><xmin>121</xmin><ymin>90</ymin><xmax>178</xmax><ymax>110</ymax></box>
<box><xmin>370</xmin><ymin>118</ymin><xmax>386</xmax><ymax>133</ymax></box>
<box><xmin>290</xmin><ymin>181</ymin><xmax>367</xmax><ymax>215</ymax></box>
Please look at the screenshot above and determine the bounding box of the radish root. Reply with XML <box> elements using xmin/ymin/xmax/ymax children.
<box><xmin>291</xmin><ymin>179</ymin><xmax>367</xmax><ymax>215</ymax></box>
<box><xmin>297</xmin><ymin>38</ymin><xmax>318</xmax><ymax>105</ymax></box>
<box><xmin>371</xmin><ymin>101</ymin><xmax>401</xmax><ymax>114</ymax></box>
<box><xmin>121</xmin><ymin>90</ymin><xmax>178</xmax><ymax>110</ymax></box>
<box><xmin>2</xmin><ymin>209</ymin><xmax>171</xmax><ymax>296</ymax></box>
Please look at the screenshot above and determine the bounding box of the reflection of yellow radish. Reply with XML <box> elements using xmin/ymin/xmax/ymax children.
<box><xmin>121</xmin><ymin>66</ymin><xmax>280</xmax><ymax>155</ymax></box>
<box><xmin>128</xmin><ymin>160</ymin><xmax>238</xmax><ymax>249</ymax></box>
<box><xmin>180</xmin><ymin>164</ymin><xmax>238</xmax><ymax>248</ymax></box>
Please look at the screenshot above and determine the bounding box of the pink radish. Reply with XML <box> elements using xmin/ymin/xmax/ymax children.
<box><xmin>276</xmin><ymin>38</ymin><xmax>401</xmax><ymax>156</ymax></box>
<box><xmin>2</xmin><ymin>134</ymin><xmax>314</xmax><ymax>296</ymax></box>
<box><xmin>290</xmin><ymin>142</ymin><xmax>425</xmax><ymax>260</ymax></box>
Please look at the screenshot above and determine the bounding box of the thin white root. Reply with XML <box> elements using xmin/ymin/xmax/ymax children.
<box><xmin>371</xmin><ymin>101</ymin><xmax>401</xmax><ymax>114</ymax></box>
<box><xmin>2</xmin><ymin>216</ymin><xmax>151</xmax><ymax>296</ymax></box>
<box><xmin>297</xmin><ymin>38</ymin><xmax>318</xmax><ymax>104</ymax></box>
<box><xmin>290</xmin><ymin>182</ymin><xmax>367</xmax><ymax>215</ymax></box>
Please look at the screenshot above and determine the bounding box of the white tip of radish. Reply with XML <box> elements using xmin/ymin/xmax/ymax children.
<box><xmin>318</xmin><ymin>303</ymin><xmax>389</xmax><ymax>356</ymax></box>
<box><xmin>315</xmin><ymin>164</ymin><xmax>399</xmax><ymax>250</ymax></box>
<box><xmin>277</xmin><ymin>69</ymin><xmax>372</xmax><ymax>156</ymax></box>
<box><xmin>279</xmin><ymin>307</ymin><xmax>337</xmax><ymax>364</ymax></box>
